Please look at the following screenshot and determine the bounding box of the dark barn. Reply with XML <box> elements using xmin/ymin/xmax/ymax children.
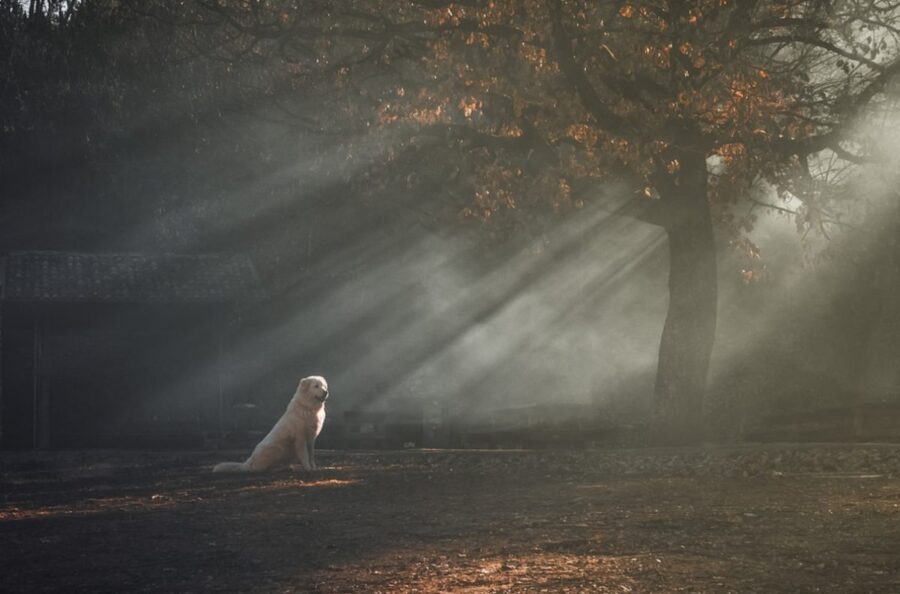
<box><xmin>0</xmin><ymin>251</ymin><xmax>264</xmax><ymax>450</ymax></box>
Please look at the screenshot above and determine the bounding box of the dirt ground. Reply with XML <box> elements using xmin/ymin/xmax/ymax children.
<box><xmin>1</xmin><ymin>446</ymin><xmax>899</xmax><ymax>593</ymax></box>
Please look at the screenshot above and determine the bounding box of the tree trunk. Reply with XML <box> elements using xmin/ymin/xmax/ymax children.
<box><xmin>652</xmin><ymin>152</ymin><xmax>718</xmax><ymax>443</ymax></box>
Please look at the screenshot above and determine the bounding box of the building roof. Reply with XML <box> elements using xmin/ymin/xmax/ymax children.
<box><xmin>1</xmin><ymin>251</ymin><xmax>266</xmax><ymax>304</ymax></box>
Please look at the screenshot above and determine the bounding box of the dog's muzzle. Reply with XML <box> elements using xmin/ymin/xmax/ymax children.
<box><xmin>316</xmin><ymin>392</ymin><xmax>329</xmax><ymax>402</ymax></box>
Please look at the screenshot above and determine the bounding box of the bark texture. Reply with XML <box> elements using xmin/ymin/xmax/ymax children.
<box><xmin>652</xmin><ymin>151</ymin><xmax>718</xmax><ymax>443</ymax></box>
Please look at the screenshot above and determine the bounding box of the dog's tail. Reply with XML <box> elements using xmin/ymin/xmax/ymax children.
<box><xmin>212</xmin><ymin>461</ymin><xmax>250</xmax><ymax>473</ymax></box>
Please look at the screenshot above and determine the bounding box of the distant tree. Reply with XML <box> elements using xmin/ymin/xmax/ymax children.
<box><xmin>100</xmin><ymin>1</ymin><xmax>900</xmax><ymax>439</ymax></box>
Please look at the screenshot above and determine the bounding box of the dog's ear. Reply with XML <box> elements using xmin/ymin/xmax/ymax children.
<box><xmin>298</xmin><ymin>377</ymin><xmax>311</xmax><ymax>392</ymax></box>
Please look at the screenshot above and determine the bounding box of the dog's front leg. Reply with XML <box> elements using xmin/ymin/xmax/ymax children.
<box><xmin>307</xmin><ymin>439</ymin><xmax>317</xmax><ymax>471</ymax></box>
<box><xmin>294</xmin><ymin>438</ymin><xmax>313</xmax><ymax>471</ymax></box>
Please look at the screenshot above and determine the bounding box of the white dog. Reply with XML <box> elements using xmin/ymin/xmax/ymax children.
<box><xmin>213</xmin><ymin>376</ymin><xmax>329</xmax><ymax>473</ymax></box>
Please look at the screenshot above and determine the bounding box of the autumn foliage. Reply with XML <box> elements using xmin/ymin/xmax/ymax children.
<box><xmin>162</xmin><ymin>2</ymin><xmax>894</xmax><ymax>241</ymax></box>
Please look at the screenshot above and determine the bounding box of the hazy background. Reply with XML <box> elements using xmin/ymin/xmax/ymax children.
<box><xmin>2</xmin><ymin>1</ymin><xmax>900</xmax><ymax>443</ymax></box>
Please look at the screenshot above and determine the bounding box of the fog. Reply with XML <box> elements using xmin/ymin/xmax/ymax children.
<box><xmin>14</xmin><ymin>98</ymin><xmax>899</xmax><ymax>444</ymax></box>
<box><xmin>240</xmin><ymin>199</ymin><xmax>669</xmax><ymax>423</ymax></box>
<box><xmin>4</xmin><ymin>2</ymin><xmax>900</xmax><ymax>448</ymax></box>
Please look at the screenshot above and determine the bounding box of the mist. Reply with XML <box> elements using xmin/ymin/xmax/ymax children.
<box><xmin>3</xmin><ymin>0</ymin><xmax>900</xmax><ymax>449</ymax></box>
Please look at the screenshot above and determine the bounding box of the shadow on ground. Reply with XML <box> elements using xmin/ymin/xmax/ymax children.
<box><xmin>1</xmin><ymin>447</ymin><xmax>899</xmax><ymax>593</ymax></box>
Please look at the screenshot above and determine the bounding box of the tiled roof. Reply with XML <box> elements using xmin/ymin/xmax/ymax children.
<box><xmin>1</xmin><ymin>251</ymin><xmax>266</xmax><ymax>304</ymax></box>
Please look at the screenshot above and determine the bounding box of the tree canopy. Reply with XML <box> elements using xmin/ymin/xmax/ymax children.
<box><xmin>159</xmin><ymin>1</ymin><xmax>897</xmax><ymax>231</ymax></box>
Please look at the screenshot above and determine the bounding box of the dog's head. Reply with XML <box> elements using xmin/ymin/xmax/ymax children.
<box><xmin>299</xmin><ymin>375</ymin><xmax>329</xmax><ymax>404</ymax></box>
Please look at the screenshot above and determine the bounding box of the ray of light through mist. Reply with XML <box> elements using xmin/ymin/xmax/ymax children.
<box><xmin>84</xmin><ymin>101</ymin><xmax>900</xmax><ymax>436</ymax></box>
<box><xmin>217</xmin><ymin>196</ymin><xmax>670</xmax><ymax>426</ymax></box>
<box><xmin>23</xmin><ymin>1</ymin><xmax>900</xmax><ymax>441</ymax></box>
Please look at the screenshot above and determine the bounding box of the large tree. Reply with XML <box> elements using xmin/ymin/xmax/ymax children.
<box><xmin>155</xmin><ymin>0</ymin><xmax>900</xmax><ymax>441</ymax></box>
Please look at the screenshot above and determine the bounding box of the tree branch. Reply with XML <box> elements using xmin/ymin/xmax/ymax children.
<box><xmin>778</xmin><ymin>57</ymin><xmax>900</xmax><ymax>161</ymax></box>
<box><xmin>742</xmin><ymin>34</ymin><xmax>886</xmax><ymax>71</ymax></box>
